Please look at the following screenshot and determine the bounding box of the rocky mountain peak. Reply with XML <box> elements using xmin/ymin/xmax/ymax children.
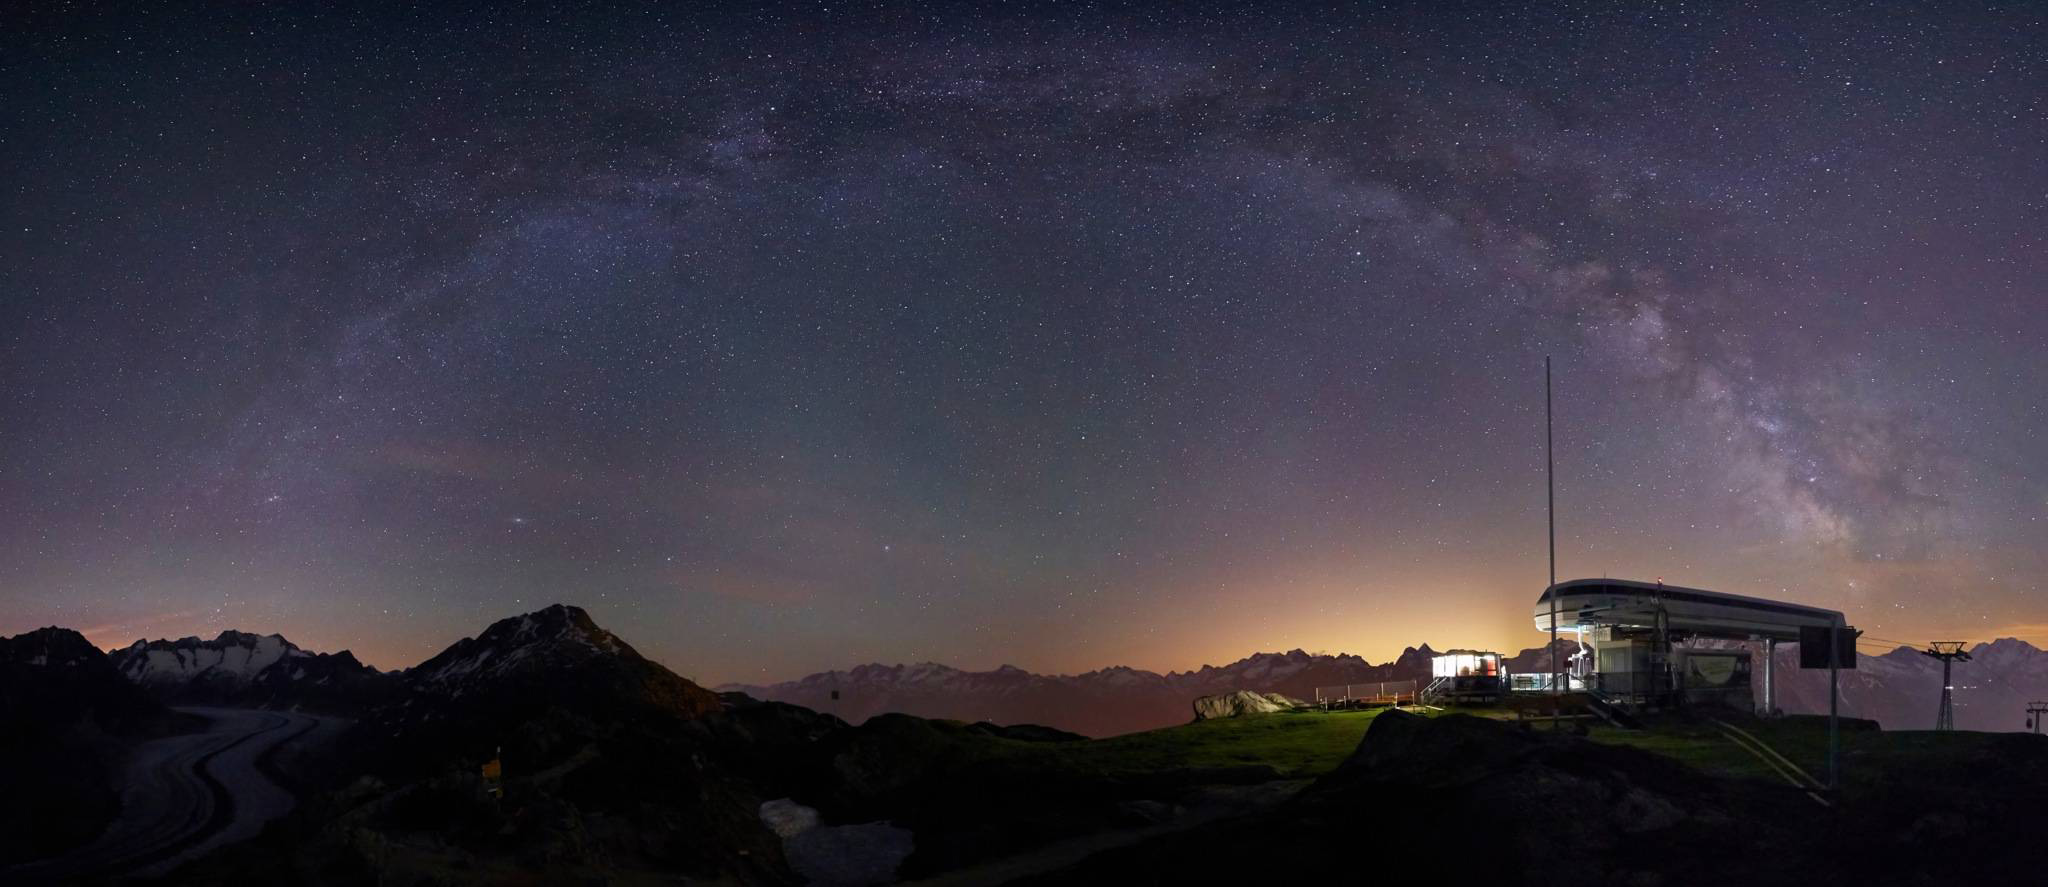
<box><xmin>1974</xmin><ymin>637</ymin><xmax>2039</xmax><ymax>654</ymax></box>
<box><xmin>1394</xmin><ymin>645</ymin><xmax>1437</xmax><ymax>667</ymax></box>
<box><xmin>479</xmin><ymin>603</ymin><xmax>623</xmax><ymax>654</ymax></box>
<box><xmin>1968</xmin><ymin>637</ymin><xmax>2042</xmax><ymax>669</ymax></box>
<box><xmin>0</xmin><ymin>627</ymin><xmax>105</xmax><ymax>667</ymax></box>
<box><xmin>1</xmin><ymin>626</ymin><xmax>169</xmax><ymax>740</ymax></box>
<box><xmin>411</xmin><ymin>604</ymin><xmax>638</xmax><ymax>688</ymax></box>
<box><xmin>401</xmin><ymin>603</ymin><xmax>723</xmax><ymax>723</ymax></box>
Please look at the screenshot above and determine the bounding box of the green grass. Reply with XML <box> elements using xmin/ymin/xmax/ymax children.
<box><xmin>1740</xmin><ymin>717</ymin><xmax>2047</xmax><ymax>794</ymax></box>
<box><xmin>940</xmin><ymin>703</ymin><xmax>2039</xmax><ymax>801</ymax></box>
<box><xmin>1060</xmin><ymin>708</ymin><xmax>1393</xmax><ymax>779</ymax></box>
<box><xmin>1581</xmin><ymin>713</ymin><xmax>2048</xmax><ymax>798</ymax></box>
<box><xmin>906</xmin><ymin>704</ymin><xmax>2048</xmax><ymax>818</ymax></box>
<box><xmin>1035</xmin><ymin>704</ymin><xmax>2028</xmax><ymax>795</ymax></box>
<box><xmin>891</xmin><ymin>707</ymin><xmax>1418</xmax><ymax>786</ymax></box>
<box><xmin>1584</xmin><ymin>722</ymin><xmax>1786</xmax><ymax>783</ymax></box>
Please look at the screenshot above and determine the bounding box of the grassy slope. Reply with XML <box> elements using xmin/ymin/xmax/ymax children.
<box><xmin>1019</xmin><ymin>708</ymin><xmax>2048</xmax><ymax>885</ymax></box>
<box><xmin>861</xmin><ymin>707</ymin><xmax>1408</xmax><ymax>877</ymax></box>
<box><xmin>1584</xmin><ymin>719</ymin><xmax>1789</xmax><ymax>783</ymax></box>
<box><xmin>1583</xmin><ymin>711</ymin><xmax>2048</xmax><ymax>805</ymax></box>
<box><xmin>921</xmin><ymin>703</ymin><xmax>2048</xmax><ymax>885</ymax></box>
<box><xmin>1050</xmin><ymin>707</ymin><xmax>1391</xmax><ymax>779</ymax></box>
<box><xmin>859</xmin><ymin>706</ymin><xmax>1407</xmax><ymax>788</ymax></box>
<box><xmin>1024</xmin><ymin>704</ymin><xmax>2032</xmax><ymax>802</ymax></box>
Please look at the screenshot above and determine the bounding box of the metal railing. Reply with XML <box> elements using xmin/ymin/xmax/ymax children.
<box><xmin>1313</xmin><ymin>680</ymin><xmax>1418</xmax><ymax>706</ymax></box>
<box><xmin>1506</xmin><ymin>672</ymin><xmax>1589</xmax><ymax>693</ymax></box>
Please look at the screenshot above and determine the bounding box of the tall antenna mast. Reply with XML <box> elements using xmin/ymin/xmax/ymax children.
<box><xmin>1547</xmin><ymin>356</ymin><xmax>1558</xmax><ymax>717</ymax></box>
<box><xmin>1922</xmin><ymin>641</ymin><xmax>1971</xmax><ymax>730</ymax></box>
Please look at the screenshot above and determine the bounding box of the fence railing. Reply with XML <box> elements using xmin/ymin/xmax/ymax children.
<box><xmin>1313</xmin><ymin>680</ymin><xmax>1419</xmax><ymax>705</ymax></box>
<box><xmin>1507</xmin><ymin>672</ymin><xmax>1589</xmax><ymax>693</ymax></box>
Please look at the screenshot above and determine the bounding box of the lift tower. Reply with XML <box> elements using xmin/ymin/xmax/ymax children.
<box><xmin>2026</xmin><ymin>701</ymin><xmax>2047</xmax><ymax>734</ymax></box>
<box><xmin>1920</xmin><ymin>642</ymin><xmax>1971</xmax><ymax>731</ymax></box>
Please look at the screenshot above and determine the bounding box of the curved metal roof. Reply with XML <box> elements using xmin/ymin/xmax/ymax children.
<box><xmin>1536</xmin><ymin>577</ymin><xmax>1844</xmax><ymax>623</ymax></box>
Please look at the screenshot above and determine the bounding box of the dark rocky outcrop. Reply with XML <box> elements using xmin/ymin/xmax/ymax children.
<box><xmin>1021</xmin><ymin>710</ymin><xmax>2048</xmax><ymax>885</ymax></box>
<box><xmin>0</xmin><ymin>627</ymin><xmax>186</xmax><ymax>865</ymax></box>
<box><xmin>1</xmin><ymin>627</ymin><xmax>167</xmax><ymax>734</ymax></box>
<box><xmin>227</xmin><ymin>606</ymin><xmax>806</xmax><ymax>885</ymax></box>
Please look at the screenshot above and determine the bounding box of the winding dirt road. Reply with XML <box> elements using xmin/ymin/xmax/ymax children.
<box><xmin>3</xmin><ymin>707</ymin><xmax>336</xmax><ymax>883</ymax></box>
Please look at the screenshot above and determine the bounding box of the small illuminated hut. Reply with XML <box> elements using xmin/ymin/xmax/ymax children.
<box><xmin>1428</xmin><ymin>649</ymin><xmax>1505</xmax><ymax>702</ymax></box>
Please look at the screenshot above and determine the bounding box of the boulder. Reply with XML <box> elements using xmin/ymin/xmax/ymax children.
<box><xmin>1192</xmin><ymin>690</ymin><xmax>1300</xmax><ymax>721</ymax></box>
<box><xmin>758</xmin><ymin>798</ymin><xmax>821</xmax><ymax>838</ymax></box>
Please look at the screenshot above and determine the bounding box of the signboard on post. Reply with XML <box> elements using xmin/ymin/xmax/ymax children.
<box><xmin>1798</xmin><ymin>625</ymin><xmax>1858</xmax><ymax>669</ymax></box>
<box><xmin>1797</xmin><ymin>623</ymin><xmax>1860</xmax><ymax>792</ymax></box>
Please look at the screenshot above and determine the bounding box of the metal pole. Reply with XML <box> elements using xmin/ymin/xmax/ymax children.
<box><xmin>1547</xmin><ymin>356</ymin><xmax>1558</xmax><ymax>722</ymax></box>
<box><xmin>1936</xmin><ymin>660</ymin><xmax>1946</xmax><ymax>730</ymax></box>
<box><xmin>1763</xmin><ymin>638</ymin><xmax>1776</xmax><ymax>716</ymax></box>
<box><xmin>1828</xmin><ymin>620</ymin><xmax>1840</xmax><ymax>791</ymax></box>
<box><xmin>1655</xmin><ymin>596</ymin><xmax>1668</xmax><ymax>706</ymax></box>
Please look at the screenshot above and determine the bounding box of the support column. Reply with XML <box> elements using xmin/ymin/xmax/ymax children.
<box><xmin>1828</xmin><ymin>623</ymin><xmax>1841</xmax><ymax>790</ymax></box>
<box><xmin>1763</xmin><ymin>638</ymin><xmax>1776</xmax><ymax>716</ymax></box>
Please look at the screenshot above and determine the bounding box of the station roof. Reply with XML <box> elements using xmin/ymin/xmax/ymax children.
<box><xmin>1536</xmin><ymin>578</ymin><xmax>1846</xmax><ymax>641</ymax></box>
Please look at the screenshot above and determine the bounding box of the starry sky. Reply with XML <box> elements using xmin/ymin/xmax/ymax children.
<box><xmin>2</xmin><ymin>2</ymin><xmax>2043</xmax><ymax>684</ymax></box>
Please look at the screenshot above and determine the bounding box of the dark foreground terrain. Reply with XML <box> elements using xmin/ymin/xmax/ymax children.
<box><xmin>7</xmin><ymin>608</ymin><xmax>2046</xmax><ymax>885</ymax></box>
<box><xmin>1017</xmin><ymin>710</ymin><xmax>2048</xmax><ymax>886</ymax></box>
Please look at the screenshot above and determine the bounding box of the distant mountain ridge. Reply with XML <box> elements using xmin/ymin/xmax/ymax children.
<box><xmin>727</xmin><ymin>637</ymin><xmax>2048</xmax><ymax>736</ymax></box>
<box><xmin>108</xmin><ymin>629</ymin><xmax>392</xmax><ymax>712</ymax></box>
<box><xmin>86</xmin><ymin>613</ymin><xmax>2048</xmax><ymax>736</ymax></box>
<box><xmin>1770</xmin><ymin>637</ymin><xmax>2048</xmax><ymax>733</ymax></box>
<box><xmin>720</xmin><ymin>645</ymin><xmax>1441</xmax><ymax>736</ymax></box>
<box><xmin>97</xmin><ymin>606</ymin><xmax>724</xmax><ymax>721</ymax></box>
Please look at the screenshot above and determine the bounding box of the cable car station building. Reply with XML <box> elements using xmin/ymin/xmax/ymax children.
<box><xmin>1529</xmin><ymin>578</ymin><xmax>1851</xmax><ymax>713</ymax></box>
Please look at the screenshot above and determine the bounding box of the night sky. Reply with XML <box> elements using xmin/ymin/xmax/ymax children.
<box><xmin>3</xmin><ymin>3</ymin><xmax>2043</xmax><ymax>684</ymax></box>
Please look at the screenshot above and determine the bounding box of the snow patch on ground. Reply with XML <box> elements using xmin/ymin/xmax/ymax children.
<box><xmin>758</xmin><ymin>798</ymin><xmax>912</xmax><ymax>886</ymax></box>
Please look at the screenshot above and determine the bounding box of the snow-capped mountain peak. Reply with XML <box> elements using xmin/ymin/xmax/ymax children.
<box><xmin>107</xmin><ymin>628</ymin><xmax>389</xmax><ymax>711</ymax></box>
<box><xmin>410</xmin><ymin>604</ymin><xmax>642</xmax><ymax>688</ymax></box>
<box><xmin>1970</xmin><ymin>637</ymin><xmax>2042</xmax><ymax>670</ymax></box>
<box><xmin>117</xmin><ymin>630</ymin><xmax>300</xmax><ymax>685</ymax></box>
